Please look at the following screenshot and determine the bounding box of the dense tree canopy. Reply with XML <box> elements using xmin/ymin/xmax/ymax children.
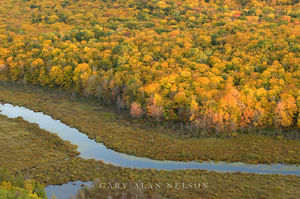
<box><xmin>0</xmin><ymin>0</ymin><xmax>299</xmax><ymax>133</ymax></box>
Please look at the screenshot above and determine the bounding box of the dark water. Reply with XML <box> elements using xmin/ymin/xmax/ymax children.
<box><xmin>0</xmin><ymin>103</ymin><xmax>299</xmax><ymax>199</ymax></box>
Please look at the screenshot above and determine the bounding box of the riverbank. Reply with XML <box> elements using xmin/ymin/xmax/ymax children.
<box><xmin>2</xmin><ymin>102</ymin><xmax>299</xmax><ymax>175</ymax></box>
<box><xmin>1</xmin><ymin>105</ymin><xmax>300</xmax><ymax>198</ymax></box>
<box><xmin>0</xmin><ymin>84</ymin><xmax>299</xmax><ymax>165</ymax></box>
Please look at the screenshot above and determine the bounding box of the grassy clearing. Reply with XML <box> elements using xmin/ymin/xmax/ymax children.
<box><xmin>0</xmin><ymin>106</ymin><xmax>300</xmax><ymax>198</ymax></box>
<box><xmin>0</xmin><ymin>84</ymin><xmax>299</xmax><ymax>164</ymax></box>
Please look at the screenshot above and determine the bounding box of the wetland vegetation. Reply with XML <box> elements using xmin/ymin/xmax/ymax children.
<box><xmin>0</xmin><ymin>84</ymin><xmax>300</xmax><ymax>199</ymax></box>
<box><xmin>0</xmin><ymin>114</ymin><xmax>300</xmax><ymax>199</ymax></box>
<box><xmin>0</xmin><ymin>85</ymin><xmax>299</xmax><ymax>165</ymax></box>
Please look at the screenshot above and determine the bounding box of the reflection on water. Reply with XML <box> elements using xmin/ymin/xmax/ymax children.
<box><xmin>0</xmin><ymin>103</ymin><xmax>299</xmax><ymax>198</ymax></box>
<box><xmin>45</xmin><ymin>181</ymin><xmax>92</xmax><ymax>199</ymax></box>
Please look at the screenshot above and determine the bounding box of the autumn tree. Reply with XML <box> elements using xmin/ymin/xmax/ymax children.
<box><xmin>0</xmin><ymin>0</ymin><xmax>298</xmax><ymax>133</ymax></box>
<box><xmin>148</xmin><ymin>94</ymin><xmax>164</xmax><ymax>122</ymax></box>
<box><xmin>130</xmin><ymin>102</ymin><xmax>143</xmax><ymax>119</ymax></box>
<box><xmin>73</xmin><ymin>63</ymin><xmax>92</xmax><ymax>92</ymax></box>
<box><xmin>0</xmin><ymin>62</ymin><xmax>8</xmax><ymax>83</ymax></box>
<box><xmin>274</xmin><ymin>95</ymin><xmax>297</xmax><ymax>127</ymax></box>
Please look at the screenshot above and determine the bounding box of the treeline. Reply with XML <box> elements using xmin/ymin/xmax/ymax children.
<box><xmin>0</xmin><ymin>0</ymin><xmax>299</xmax><ymax>134</ymax></box>
<box><xmin>0</xmin><ymin>167</ymin><xmax>46</xmax><ymax>199</ymax></box>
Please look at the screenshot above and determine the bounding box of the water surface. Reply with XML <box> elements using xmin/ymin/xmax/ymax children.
<box><xmin>45</xmin><ymin>181</ymin><xmax>92</xmax><ymax>199</ymax></box>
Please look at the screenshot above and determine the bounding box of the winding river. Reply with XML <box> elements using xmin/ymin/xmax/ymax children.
<box><xmin>0</xmin><ymin>103</ymin><xmax>299</xmax><ymax>199</ymax></box>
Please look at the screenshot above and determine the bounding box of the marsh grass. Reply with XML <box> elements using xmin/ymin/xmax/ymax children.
<box><xmin>0</xmin><ymin>115</ymin><xmax>78</xmax><ymax>173</ymax></box>
<box><xmin>0</xmin><ymin>103</ymin><xmax>300</xmax><ymax>198</ymax></box>
<box><xmin>0</xmin><ymin>84</ymin><xmax>299</xmax><ymax>164</ymax></box>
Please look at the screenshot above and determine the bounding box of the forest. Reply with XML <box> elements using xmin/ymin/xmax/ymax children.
<box><xmin>0</xmin><ymin>0</ymin><xmax>299</xmax><ymax>134</ymax></box>
<box><xmin>0</xmin><ymin>0</ymin><xmax>299</xmax><ymax>199</ymax></box>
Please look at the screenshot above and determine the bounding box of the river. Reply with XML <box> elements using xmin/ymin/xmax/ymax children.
<box><xmin>0</xmin><ymin>103</ymin><xmax>299</xmax><ymax>199</ymax></box>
